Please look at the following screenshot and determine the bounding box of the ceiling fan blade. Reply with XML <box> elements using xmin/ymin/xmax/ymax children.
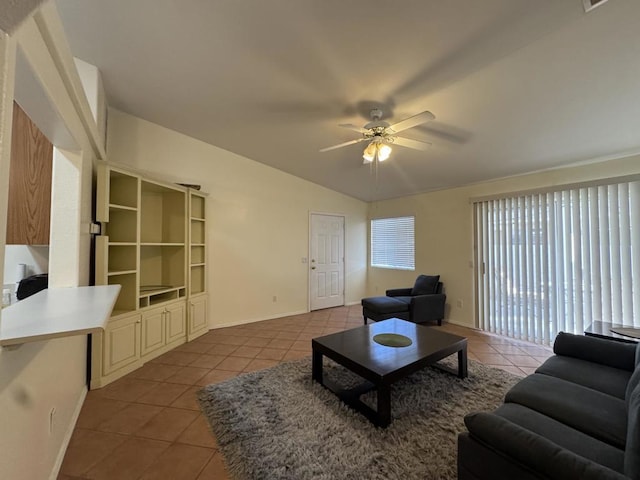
<box><xmin>338</xmin><ymin>123</ymin><xmax>369</xmax><ymax>134</ymax></box>
<box><xmin>319</xmin><ymin>137</ymin><xmax>367</xmax><ymax>152</ymax></box>
<box><xmin>392</xmin><ymin>136</ymin><xmax>432</xmax><ymax>151</ymax></box>
<box><xmin>387</xmin><ymin>111</ymin><xmax>435</xmax><ymax>134</ymax></box>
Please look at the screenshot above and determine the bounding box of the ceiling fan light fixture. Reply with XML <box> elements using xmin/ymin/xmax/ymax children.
<box><xmin>363</xmin><ymin>141</ymin><xmax>377</xmax><ymax>163</ymax></box>
<box><xmin>362</xmin><ymin>138</ymin><xmax>392</xmax><ymax>163</ymax></box>
<box><xmin>377</xmin><ymin>143</ymin><xmax>392</xmax><ymax>161</ymax></box>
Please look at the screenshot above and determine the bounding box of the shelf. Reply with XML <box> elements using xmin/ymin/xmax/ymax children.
<box><xmin>191</xmin><ymin>220</ymin><xmax>205</xmax><ymax>244</ymax></box>
<box><xmin>107</xmin><ymin>244</ymin><xmax>137</xmax><ymax>273</ymax></box>
<box><xmin>108</xmin><ymin>270</ymin><xmax>137</xmax><ymax>276</ymax></box>
<box><xmin>138</xmin><ymin>286</ymin><xmax>186</xmax><ymax>308</ymax></box>
<box><xmin>190</xmin><ymin>217</ymin><xmax>205</xmax><ymax>222</ymax></box>
<box><xmin>190</xmin><ymin>264</ymin><xmax>205</xmax><ymax>295</ymax></box>
<box><xmin>190</xmin><ymin>263</ymin><xmax>206</xmax><ymax>267</ymax></box>
<box><xmin>191</xmin><ymin>245</ymin><xmax>205</xmax><ymax>264</ymax></box>
<box><xmin>104</xmin><ymin>209</ymin><xmax>138</xmax><ymax>243</ymax></box>
<box><xmin>140</xmin><ymin>181</ymin><xmax>186</xmax><ymax>244</ymax></box>
<box><xmin>109</xmin><ymin>203</ymin><xmax>137</xmax><ymax>212</ymax></box>
<box><xmin>109</xmin><ymin>242</ymin><xmax>137</xmax><ymax>246</ymax></box>
<box><xmin>190</xmin><ymin>194</ymin><xmax>205</xmax><ymax>219</ymax></box>
<box><xmin>0</xmin><ymin>285</ymin><xmax>121</xmax><ymax>347</ymax></box>
<box><xmin>140</xmin><ymin>243</ymin><xmax>185</xmax><ymax>247</ymax></box>
<box><xmin>109</xmin><ymin>170</ymin><xmax>138</xmax><ymax>209</ymax></box>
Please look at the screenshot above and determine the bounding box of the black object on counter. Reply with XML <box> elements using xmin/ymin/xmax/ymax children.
<box><xmin>16</xmin><ymin>273</ymin><xmax>48</xmax><ymax>300</ymax></box>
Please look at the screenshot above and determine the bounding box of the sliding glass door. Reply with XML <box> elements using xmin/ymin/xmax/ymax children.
<box><xmin>474</xmin><ymin>179</ymin><xmax>640</xmax><ymax>345</ymax></box>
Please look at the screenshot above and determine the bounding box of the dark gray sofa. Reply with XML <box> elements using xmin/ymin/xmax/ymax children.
<box><xmin>458</xmin><ymin>332</ymin><xmax>640</xmax><ymax>480</ymax></box>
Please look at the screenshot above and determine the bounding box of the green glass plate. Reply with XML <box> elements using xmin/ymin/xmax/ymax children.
<box><xmin>373</xmin><ymin>333</ymin><xmax>413</xmax><ymax>347</ymax></box>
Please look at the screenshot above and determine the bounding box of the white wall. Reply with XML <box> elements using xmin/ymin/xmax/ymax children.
<box><xmin>0</xmin><ymin>6</ymin><xmax>104</xmax><ymax>479</ymax></box>
<box><xmin>106</xmin><ymin>109</ymin><xmax>369</xmax><ymax>327</ymax></box>
<box><xmin>368</xmin><ymin>154</ymin><xmax>640</xmax><ymax>328</ymax></box>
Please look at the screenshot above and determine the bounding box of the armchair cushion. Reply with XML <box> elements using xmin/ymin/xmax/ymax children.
<box><xmin>411</xmin><ymin>274</ymin><xmax>440</xmax><ymax>296</ymax></box>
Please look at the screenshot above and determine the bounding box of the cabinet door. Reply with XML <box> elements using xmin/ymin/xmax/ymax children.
<box><xmin>6</xmin><ymin>102</ymin><xmax>53</xmax><ymax>245</ymax></box>
<box><xmin>104</xmin><ymin>314</ymin><xmax>141</xmax><ymax>375</ymax></box>
<box><xmin>141</xmin><ymin>306</ymin><xmax>166</xmax><ymax>357</ymax></box>
<box><xmin>188</xmin><ymin>295</ymin><xmax>208</xmax><ymax>340</ymax></box>
<box><xmin>166</xmin><ymin>301</ymin><xmax>186</xmax><ymax>344</ymax></box>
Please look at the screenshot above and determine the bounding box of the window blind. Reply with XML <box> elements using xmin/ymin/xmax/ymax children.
<box><xmin>474</xmin><ymin>181</ymin><xmax>640</xmax><ymax>345</ymax></box>
<box><xmin>371</xmin><ymin>216</ymin><xmax>415</xmax><ymax>270</ymax></box>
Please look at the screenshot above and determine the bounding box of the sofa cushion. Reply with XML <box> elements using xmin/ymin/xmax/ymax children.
<box><xmin>463</xmin><ymin>412</ymin><xmax>628</xmax><ymax>480</ymax></box>
<box><xmin>411</xmin><ymin>274</ymin><xmax>440</xmax><ymax>296</ymax></box>
<box><xmin>505</xmin><ymin>373</ymin><xmax>627</xmax><ymax>448</ymax></box>
<box><xmin>625</xmin><ymin>382</ymin><xmax>640</xmax><ymax>479</ymax></box>
<box><xmin>553</xmin><ymin>332</ymin><xmax>637</xmax><ymax>371</ymax></box>
<box><xmin>627</xmin><ymin>366</ymin><xmax>640</xmax><ymax>409</ymax></box>
<box><xmin>494</xmin><ymin>403</ymin><xmax>625</xmax><ymax>473</ymax></box>
<box><xmin>361</xmin><ymin>296</ymin><xmax>408</xmax><ymax>314</ymax></box>
<box><xmin>536</xmin><ymin>355</ymin><xmax>632</xmax><ymax>399</ymax></box>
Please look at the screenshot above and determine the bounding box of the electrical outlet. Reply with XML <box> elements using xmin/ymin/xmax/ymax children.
<box><xmin>456</xmin><ymin>299</ymin><xmax>464</xmax><ymax>309</ymax></box>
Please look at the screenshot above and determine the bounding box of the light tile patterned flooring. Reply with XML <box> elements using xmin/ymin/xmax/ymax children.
<box><xmin>58</xmin><ymin>305</ymin><xmax>552</xmax><ymax>480</ymax></box>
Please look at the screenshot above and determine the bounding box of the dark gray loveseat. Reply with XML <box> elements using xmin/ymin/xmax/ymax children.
<box><xmin>458</xmin><ymin>332</ymin><xmax>640</xmax><ymax>480</ymax></box>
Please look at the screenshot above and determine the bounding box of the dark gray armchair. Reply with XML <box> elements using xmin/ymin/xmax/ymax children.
<box><xmin>361</xmin><ymin>274</ymin><xmax>446</xmax><ymax>326</ymax></box>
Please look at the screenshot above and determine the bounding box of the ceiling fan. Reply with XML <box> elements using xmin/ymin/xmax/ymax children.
<box><xmin>320</xmin><ymin>108</ymin><xmax>435</xmax><ymax>163</ymax></box>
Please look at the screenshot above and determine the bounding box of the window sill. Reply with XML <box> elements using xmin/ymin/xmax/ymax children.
<box><xmin>0</xmin><ymin>285</ymin><xmax>120</xmax><ymax>347</ymax></box>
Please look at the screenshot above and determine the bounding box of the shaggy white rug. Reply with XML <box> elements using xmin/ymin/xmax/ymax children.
<box><xmin>198</xmin><ymin>356</ymin><xmax>521</xmax><ymax>480</ymax></box>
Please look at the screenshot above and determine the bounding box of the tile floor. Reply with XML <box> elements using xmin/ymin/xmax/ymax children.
<box><xmin>58</xmin><ymin>305</ymin><xmax>552</xmax><ymax>480</ymax></box>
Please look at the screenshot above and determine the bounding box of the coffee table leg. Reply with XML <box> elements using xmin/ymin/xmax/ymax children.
<box><xmin>458</xmin><ymin>346</ymin><xmax>468</xmax><ymax>379</ymax></box>
<box><xmin>312</xmin><ymin>349</ymin><xmax>323</xmax><ymax>385</ymax></box>
<box><xmin>377</xmin><ymin>384</ymin><xmax>391</xmax><ymax>428</ymax></box>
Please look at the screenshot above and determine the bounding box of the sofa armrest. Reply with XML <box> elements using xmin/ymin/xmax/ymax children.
<box><xmin>464</xmin><ymin>412</ymin><xmax>628</xmax><ymax>480</ymax></box>
<box><xmin>554</xmin><ymin>332</ymin><xmax>637</xmax><ymax>371</ymax></box>
<box><xmin>409</xmin><ymin>294</ymin><xmax>446</xmax><ymax>321</ymax></box>
<box><xmin>386</xmin><ymin>287</ymin><xmax>412</xmax><ymax>297</ymax></box>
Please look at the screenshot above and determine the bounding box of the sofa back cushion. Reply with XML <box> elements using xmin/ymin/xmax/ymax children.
<box><xmin>625</xmin><ymin>382</ymin><xmax>640</xmax><ymax>479</ymax></box>
<box><xmin>411</xmin><ymin>275</ymin><xmax>440</xmax><ymax>296</ymax></box>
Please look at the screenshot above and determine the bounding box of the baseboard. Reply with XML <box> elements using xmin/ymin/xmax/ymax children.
<box><xmin>49</xmin><ymin>385</ymin><xmax>88</xmax><ymax>480</ymax></box>
<box><xmin>345</xmin><ymin>301</ymin><xmax>360</xmax><ymax>307</ymax></box>
<box><xmin>443</xmin><ymin>318</ymin><xmax>479</xmax><ymax>330</ymax></box>
<box><xmin>211</xmin><ymin>309</ymin><xmax>309</xmax><ymax>329</ymax></box>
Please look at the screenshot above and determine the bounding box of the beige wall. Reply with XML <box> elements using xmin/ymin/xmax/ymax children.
<box><xmin>367</xmin><ymin>154</ymin><xmax>640</xmax><ymax>328</ymax></box>
<box><xmin>106</xmin><ymin>109</ymin><xmax>368</xmax><ymax>327</ymax></box>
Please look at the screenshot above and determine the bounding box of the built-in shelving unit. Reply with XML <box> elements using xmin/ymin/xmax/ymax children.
<box><xmin>91</xmin><ymin>164</ymin><xmax>208</xmax><ymax>388</ymax></box>
<box><xmin>188</xmin><ymin>192</ymin><xmax>208</xmax><ymax>340</ymax></box>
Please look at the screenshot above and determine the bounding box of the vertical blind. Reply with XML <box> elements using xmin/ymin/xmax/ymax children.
<box><xmin>371</xmin><ymin>216</ymin><xmax>415</xmax><ymax>270</ymax></box>
<box><xmin>474</xmin><ymin>180</ymin><xmax>640</xmax><ymax>345</ymax></box>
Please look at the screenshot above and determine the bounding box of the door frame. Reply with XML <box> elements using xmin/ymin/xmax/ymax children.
<box><xmin>308</xmin><ymin>211</ymin><xmax>346</xmax><ymax>312</ymax></box>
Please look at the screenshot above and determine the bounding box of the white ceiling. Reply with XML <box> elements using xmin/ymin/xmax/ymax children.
<box><xmin>55</xmin><ymin>0</ymin><xmax>640</xmax><ymax>201</ymax></box>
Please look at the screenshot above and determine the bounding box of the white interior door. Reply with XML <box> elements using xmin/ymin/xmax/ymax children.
<box><xmin>310</xmin><ymin>214</ymin><xmax>345</xmax><ymax>311</ymax></box>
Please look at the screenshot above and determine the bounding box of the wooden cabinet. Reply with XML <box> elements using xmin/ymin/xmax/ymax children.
<box><xmin>140</xmin><ymin>306</ymin><xmax>166</xmax><ymax>358</ymax></box>
<box><xmin>102</xmin><ymin>313</ymin><xmax>141</xmax><ymax>376</ymax></box>
<box><xmin>6</xmin><ymin>102</ymin><xmax>53</xmax><ymax>245</ymax></box>
<box><xmin>166</xmin><ymin>301</ymin><xmax>187</xmax><ymax>344</ymax></box>
<box><xmin>188</xmin><ymin>294</ymin><xmax>208</xmax><ymax>341</ymax></box>
<box><xmin>92</xmin><ymin>164</ymin><xmax>207</xmax><ymax>388</ymax></box>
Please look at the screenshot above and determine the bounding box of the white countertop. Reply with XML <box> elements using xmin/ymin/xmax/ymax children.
<box><xmin>0</xmin><ymin>285</ymin><xmax>121</xmax><ymax>347</ymax></box>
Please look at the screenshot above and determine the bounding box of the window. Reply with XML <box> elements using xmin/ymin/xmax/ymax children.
<box><xmin>371</xmin><ymin>216</ymin><xmax>415</xmax><ymax>270</ymax></box>
<box><xmin>474</xmin><ymin>179</ymin><xmax>640</xmax><ymax>345</ymax></box>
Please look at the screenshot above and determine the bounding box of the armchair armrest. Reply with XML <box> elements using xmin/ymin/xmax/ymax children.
<box><xmin>409</xmin><ymin>294</ymin><xmax>446</xmax><ymax>321</ymax></box>
<box><xmin>464</xmin><ymin>412</ymin><xmax>627</xmax><ymax>480</ymax></box>
<box><xmin>386</xmin><ymin>287</ymin><xmax>412</xmax><ymax>297</ymax></box>
<box><xmin>554</xmin><ymin>332</ymin><xmax>637</xmax><ymax>371</ymax></box>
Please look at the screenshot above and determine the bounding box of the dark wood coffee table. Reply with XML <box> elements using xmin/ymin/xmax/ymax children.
<box><xmin>311</xmin><ymin>318</ymin><xmax>467</xmax><ymax>428</ymax></box>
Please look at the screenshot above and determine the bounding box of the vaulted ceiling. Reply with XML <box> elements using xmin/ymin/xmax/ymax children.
<box><xmin>55</xmin><ymin>0</ymin><xmax>640</xmax><ymax>201</ymax></box>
